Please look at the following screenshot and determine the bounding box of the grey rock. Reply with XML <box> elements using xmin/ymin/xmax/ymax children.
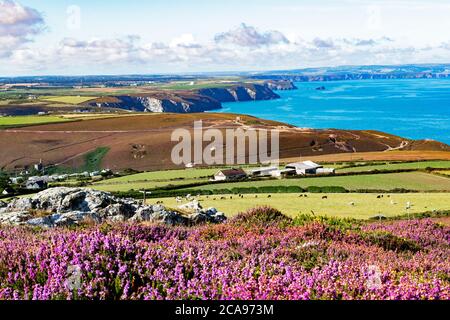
<box><xmin>53</xmin><ymin>211</ymin><xmax>99</xmax><ymax>227</ymax></box>
<box><xmin>6</xmin><ymin>197</ymin><xmax>34</xmax><ymax>212</ymax></box>
<box><xmin>178</xmin><ymin>200</ymin><xmax>203</xmax><ymax>212</ymax></box>
<box><xmin>0</xmin><ymin>201</ymin><xmax>6</xmax><ymax>208</ymax></box>
<box><xmin>0</xmin><ymin>187</ymin><xmax>226</xmax><ymax>228</ymax></box>
<box><xmin>27</xmin><ymin>216</ymin><xmax>54</xmax><ymax>228</ymax></box>
<box><xmin>129</xmin><ymin>206</ymin><xmax>154</xmax><ymax>223</ymax></box>
<box><xmin>0</xmin><ymin>211</ymin><xmax>33</xmax><ymax>225</ymax></box>
<box><xmin>149</xmin><ymin>210</ymin><xmax>190</xmax><ymax>226</ymax></box>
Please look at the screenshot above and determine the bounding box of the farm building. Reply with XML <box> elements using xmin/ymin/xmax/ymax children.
<box><xmin>25</xmin><ymin>180</ymin><xmax>47</xmax><ymax>190</ymax></box>
<box><xmin>285</xmin><ymin>161</ymin><xmax>335</xmax><ymax>175</ymax></box>
<box><xmin>214</xmin><ymin>169</ymin><xmax>247</xmax><ymax>181</ymax></box>
<box><xmin>271</xmin><ymin>169</ymin><xmax>297</xmax><ymax>178</ymax></box>
<box><xmin>1</xmin><ymin>187</ymin><xmax>14</xmax><ymax>196</ymax></box>
<box><xmin>250</xmin><ymin>167</ymin><xmax>279</xmax><ymax>177</ymax></box>
<box><xmin>286</xmin><ymin>161</ymin><xmax>324</xmax><ymax>175</ymax></box>
<box><xmin>317</xmin><ymin>168</ymin><xmax>336</xmax><ymax>174</ymax></box>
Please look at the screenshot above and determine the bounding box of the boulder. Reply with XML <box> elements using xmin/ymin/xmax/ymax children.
<box><xmin>129</xmin><ymin>206</ymin><xmax>154</xmax><ymax>223</ymax></box>
<box><xmin>149</xmin><ymin>210</ymin><xmax>190</xmax><ymax>226</ymax></box>
<box><xmin>178</xmin><ymin>200</ymin><xmax>203</xmax><ymax>212</ymax></box>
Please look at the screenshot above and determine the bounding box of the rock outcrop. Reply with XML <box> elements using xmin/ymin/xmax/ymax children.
<box><xmin>87</xmin><ymin>94</ymin><xmax>221</xmax><ymax>113</ymax></box>
<box><xmin>86</xmin><ymin>84</ymin><xmax>280</xmax><ymax>113</ymax></box>
<box><xmin>198</xmin><ymin>84</ymin><xmax>280</xmax><ymax>103</ymax></box>
<box><xmin>0</xmin><ymin>188</ymin><xmax>226</xmax><ymax>228</ymax></box>
<box><xmin>265</xmin><ymin>80</ymin><xmax>298</xmax><ymax>91</ymax></box>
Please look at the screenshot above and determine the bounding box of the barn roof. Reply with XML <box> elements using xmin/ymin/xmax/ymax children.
<box><xmin>216</xmin><ymin>168</ymin><xmax>247</xmax><ymax>177</ymax></box>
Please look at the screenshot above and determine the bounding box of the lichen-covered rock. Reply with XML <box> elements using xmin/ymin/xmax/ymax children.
<box><xmin>6</xmin><ymin>197</ymin><xmax>33</xmax><ymax>212</ymax></box>
<box><xmin>178</xmin><ymin>200</ymin><xmax>203</xmax><ymax>212</ymax></box>
<box><xmin>0</xmin><ymin>187</ymin><xmax>226</xmax><ymax>228</ymax></box>
<box><xmin>129</xmin><ymin>206</ymin><xmax>154</xmax><ymax>223</ymax></box>
<box><xmin>0</xmin><ymin>211</ymin><xmax>33</xmax><ymax>225</ymax></box>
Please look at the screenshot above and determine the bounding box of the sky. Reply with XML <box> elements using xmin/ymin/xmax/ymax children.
<box><xmin>1</xmin><ymin>0</ymin><xmax>450</xmax><ymax>76</ymax></box>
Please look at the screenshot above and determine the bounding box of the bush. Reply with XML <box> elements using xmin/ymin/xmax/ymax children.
<box><xmin>293</xmin><ymin>214</ymin><xmax>360</xmax><ymax>231</ymax></box>
<box><xmin>231</xmin><ymin>206</ymin><xmax>292</xmax><ymax>227</ymax></box>
<box><xmin>363</xmin><ymin>231</ymin><xmax>422</xmax><ymax>253</ymax></box>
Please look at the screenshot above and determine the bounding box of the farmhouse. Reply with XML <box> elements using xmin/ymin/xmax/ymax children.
<box><xmin>214</xmin><ymin>169</ymin><xmax>247</xmax><ymax>181</ymax></box>
<box><xmin>1</xmin><ymin>187</ymin><xmax>14</xmax><ymax>196</ymax></box>
<box><xmin>25</xmin><ymin>180</ymin><xmax>47</xmax><ymax>190</ymax></box>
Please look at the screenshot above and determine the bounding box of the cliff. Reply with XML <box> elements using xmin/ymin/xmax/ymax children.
<box><xmin>87</xmin><ymin>93</ymin><xmax>221</xmax><ymax>113</ymax></box>
<box><xmin>265</xmin><ymin>80</ymin><xmax>298</xmax><ymax>91</ymax></box>
<box><xmin>197</xmin><ymin>84</ymin><xmax>280</xmax><ymax>103</ymax></box>
<box><xmin>86</xmin><ymin>84</ymin><xmax>280</xmax><ymax>113</ymax></box>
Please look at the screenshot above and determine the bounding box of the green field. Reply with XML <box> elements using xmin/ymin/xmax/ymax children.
<box><xmin>99</xmin><ymin>168</ymin><xmax>219</xmax><ymax>184</ymax></box>
<box><xmin>94</xmin><ymin>178</ymin><xmax>208</xmax><ymax>192</ymax></box>
<box><xmin>337</xmin><ymin>161</ymin><xmax>450</xmax><ymax>173</ymax></box>
<box><xmin>0</xmin><ymin>115</ymin><xmax>72</xmax><ymax>127</ymax></box>
<box><xmin>41</xmin><ymin>96</ymin><xmax>98</xmax><ymax>105</ymax></box>
<box><xmin>92</xmin><ymin>168</ymin><xmax>231</xmax><ymax>191</ymax></box>
<box><xmin>184</xmin><ymin>172</ymin><xmax>450</xmax><ymax>192</ymax></box>
<box><xmin>153</xmin><ymin>193</ymin><xmax>450</xmax><ymax>220</ymax></box>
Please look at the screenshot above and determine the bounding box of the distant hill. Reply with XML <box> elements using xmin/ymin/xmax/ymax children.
<box><xmin>1</xmin><ymin>113</ymin><xmax>448</xmax><ymax>172</ymax></box>
<box><xmin>250</xmin><ymin>63</ymin><xmax>450</xmax><ymax>82</ymax></box>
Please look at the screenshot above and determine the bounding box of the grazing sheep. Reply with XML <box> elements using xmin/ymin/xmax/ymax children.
<box><xmin>322</xmin><ymin>196</ymin><xmax>328</xmax><ymax>200</ymax></box>
<box><xmin>349</xmin><ymin>202</ymin><xmax>355</xmax><ymax>206</ymax></box>
<box><xmin>268</xmin><ymin>195</ymin><xmax>272</xmax><ymax>198</ymax></box>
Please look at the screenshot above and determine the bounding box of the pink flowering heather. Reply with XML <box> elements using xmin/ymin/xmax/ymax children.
<box><xmin>0</xmin><ymin>216</ymin><xmax>448</xmax><ymax>300</ymax></box>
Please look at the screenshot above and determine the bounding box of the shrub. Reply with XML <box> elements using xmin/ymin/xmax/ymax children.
<box><xmin>231</xmin><ymin>206</ymin><xmax>292</xmax><ymax>227</ymax></box>
<box><xmin>363</xmin><ymin>231</ymin><xmax>422</xmax><ymax>253</ymax></box>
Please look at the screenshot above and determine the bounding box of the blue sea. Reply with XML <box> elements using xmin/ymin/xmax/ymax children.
<box><xmin>220</xmin><ymin>79</ymin><xmax>450</xmax><ymax>144</ymax></box>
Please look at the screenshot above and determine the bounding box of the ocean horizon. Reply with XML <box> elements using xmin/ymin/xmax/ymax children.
<box><xmin>220</xmin><ymin>78</ymin><xmax>450</xmax><ymax>144</ymax></box>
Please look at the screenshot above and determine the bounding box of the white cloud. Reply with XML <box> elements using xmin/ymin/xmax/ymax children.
<box><xmin>0</xmin><ymin>0</ymin><xmax>44</xmax><ymax>57</ymax></box>
<box><xmin>214</xmin><ymin>23</ymin><xmax>289</xmax><ymax>48</ymax></box>
<box><xmin>1</xmin><ymin>18</ymin><xmax>450</xmax><ymax>75</ymax></box>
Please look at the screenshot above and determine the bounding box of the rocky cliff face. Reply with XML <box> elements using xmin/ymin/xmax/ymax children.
<box><xmin>88</xmin><ymin>94</ymin><xmax>221</xmax><ymax>113</ymax></box>
<box><xmin>265</xmin><ymin>80</ymin><xmax>298</xmax><ymax>91</ymax></box>
<box><xmin>198</xmin><ymin>84</ymin><xmax>280</xmax><ymax>103</ymax></box>
<box><xmin>86</xmin><ymin>84</ymin><xmax>280</xmax><ymax>113</ymax></box>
